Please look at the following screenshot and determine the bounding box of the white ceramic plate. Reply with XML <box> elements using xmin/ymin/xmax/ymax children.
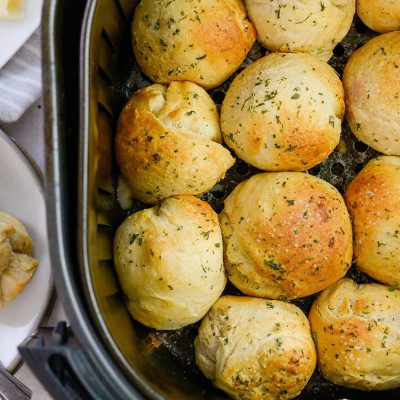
<box><xmin>0</xmin><ymin>129</ymin><xmax>52</xmax><ymax>371</ymax></box>
<box><xmin>0</xmin><ymin>0</ymin><xmax>43</xmax><ymax>69</ymax></box>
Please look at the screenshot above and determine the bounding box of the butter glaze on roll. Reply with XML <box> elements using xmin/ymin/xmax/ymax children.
<box><xmin>195</xmin><ymin>295</ymin><xmax>316</xmax><ymax>400</ymax></box>
<box><xmin>344</xmin><ymin>156</ymin><xmax>400</xmax><ymax>286</ymax></box>
<box><xmin>309</xmin><ymin>278</ymin><xmax>400</xmax><ymax>390</ymax></box>
<box><xmin>220</xmin><ymin>172</ymin><xmax>353</xmax><ymax>299</ymax></box>
<box><xmin>132</xmin><ymin>0</ymin><xmax>256</xmax><ymax>89</ymax></box>
<box><xmin>221</xmin><ymin>53</ymin><xmax>345</xmax><ymax>171</ymax></box>
<box><xmin>115</xmin><ymin>82</ymin><xmax>234</xmax><ymax>204</ymax></box>
<box><xmin>113</xmin><ymin>195</ymin><xmax>226</xmax><ymax>330</ymax></box>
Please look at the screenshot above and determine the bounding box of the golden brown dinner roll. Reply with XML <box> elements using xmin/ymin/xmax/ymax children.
<box><xmin>115</xmin><ymin>82</ymin><xmax>235</xmax><ymax>204</ymax></box>
<box><xmin>344</xmin><ymin>156</ymin><xmax>400</xmax><ymax>286</ymax></box>
<box><xmin>0</xmin><ymin>211</ymin><xmax>39</xmax><ymax>308</ymax></box>
<box><xmin>113</xmin><ymin>195</ymin><xmax>226</xmax><ymax>330</ymax></box>
<box><xmin>132</xmin><ymin>0</ymin><xmax>256</xmax><ymax>89</ymax></box>
<box><xmin>221</xmin><ymin>53</ymin><xmax>345</xmax><ymax>171</ymax></box>
<box><xmin>220</xmin><ymin>173</ymin><xmax>353</xmax><ymax>299</ymax></box>
<box><xmin>357</xmin><ymin>0</ymin><xmax>400</xmax><ymax>33</ymax></box>
<box><xmin>309</xmin><ymin>278</ymin><xmax>400</xmax><ymax>390</ymax></box>
<box><xmin>343</xmin><ymin>31</ymin><xmax>400</xmax><ymax>155</ymax></box>
<box><xmin>195</xmin><ymin>296</ymin><xmax>316</xmax><ymax>400</ymax></box>
<box><xmin>244</xmin><ymin>0</ymin><xmax>355</xmax><ymax>61</ymax></box>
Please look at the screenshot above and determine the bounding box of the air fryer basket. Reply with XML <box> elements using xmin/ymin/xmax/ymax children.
<box><xmin>80</xmin><ymin>1</ymin><xmax>399</xmax><ymax>399</ymax></box>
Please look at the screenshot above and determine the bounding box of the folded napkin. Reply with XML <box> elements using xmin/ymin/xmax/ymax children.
<box><xmin>0</xmin><ymin>29</ymin><xmax>41</xmax><ymax>124</ymax></box>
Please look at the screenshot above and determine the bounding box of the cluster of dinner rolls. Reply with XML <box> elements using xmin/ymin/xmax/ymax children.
<box><xmin>113</xmin><ymin>196</ymin><xmax>226</xmax><ymax>330</ymax></box>
<box><xmin>0</xmin><ymin>211</ymin><xmax>38</xmax><ymax>308</ymax></box>
<box><xmin>345</xmin><ymin>156</ymin><xmax>400</xmax><ymax>287</ymax></box>
<box><xmin>112</xmin><ymin>1</ymin><xmax>400</xmax><ymax>398</ymax></box>
<box><xmin>309</xmin><ymin>278</ymin><xmax>400</xmax><ymax>390</ymax></box>
<box><xmin>221</xmin><ymin>53</ymin><xmax>345</xmax><ymax>171</ymax></box>
<box><xmin>132</xmin><ymin>0</ymin><xmax>256</xmax><ymax>89</ymax></box>
<box><xmin>343</xmin><ymin>31</ymin><xmax>400</xmax><ymax>155</ymax></box>
<box><xmin>220</xmin><ymin>173</ymin><xmax>353</xmax><ymax>300</ymax></box>
<box><xmin>244</xmin><ymin>0</ymin><xmax>355</xmax><ymax>61</ymax></box>
<box><xmin>195</xmin><ymin>296</ymin><xmax>316</xmax><ymax>400</ymax></box>
<box><xmin>115</xmin><ymin>81</ymin><xmax>234</xmax><ymax>204</ymax></box>
<box><xmin>357</xmin><ymin>0</ymin><xmax>400</xmax><ymax>33</ymax></box>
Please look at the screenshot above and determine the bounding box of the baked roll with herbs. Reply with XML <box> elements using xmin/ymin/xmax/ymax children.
<box><xmin>309</xmin><ymin>278</ymin><xmax>400</xmax><ymax>390</ymax></box>
<box><xmin>343</xmin><ymin>31</ymin><xmax>400</xmax><ymax>155</ymax></box>
<box><xmin>357</xmin><ymin>0</ymin><xmax>400</xmax><ymax>33</ymax></box>
<box><xmin>0</xmin><ymin>211</ymin><xmax>39</xmax><ymax>308</ymax></box>
<box><xmin>132</xmin><ymin>0</ymin><xmax>256</xmax><ymax>89</ymax></box>
<box><xmin>113</xmin><ymin>195</ymin><xmax>226</xmax><ymax>330</ymax></box>
<box><xmin>195</xmin><ymin>296</ymin><xmax>316</xmax><ymax>400</ymax></box>
<box><xmin>221</xmin><ymin>53</ymin><xmax>345</xmax><ymax>171</ymax></box>
<box><xmin>115</xmin><ymin>82</ymin><xmax>234</xmax><ymax>204</ymax></box>
<box><xmin>220</xmin><ymin>172</ymin><xmax>353</xmax><ymax>299</ymax></box>
<box><xmin>344</xmin><ymin>156</ymin><xmax>400</xmax><ymax>287</ymax></box>
<box><xmin>244</xmin><ymin>0</ymin><xmax>355</xmax><ymax>61</ymax></box>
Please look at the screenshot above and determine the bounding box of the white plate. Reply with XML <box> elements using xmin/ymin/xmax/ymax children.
<box><xmin>0</xmin><ymin>129</ymin><xmax>52</xmax><ymax>371</ymax></box>
<box><xmin>0</xmin><ymin>0</ymin><xmax>43</xmax><ymax>69</ymax></box>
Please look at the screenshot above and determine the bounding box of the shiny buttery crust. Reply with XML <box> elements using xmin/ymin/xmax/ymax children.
<box><xmin>343</xmin><ymin>31</ymin><xmax>400</xmax><ymax>155</ymax></box>
<box><xmin>344</xmin><ymin>156</ymin><xmax>400</xmax><ymax>286</ymax></box>
<box><xmin>115</xmin><ymin>82</ymin><xmax>235</xmax><ymax>204</ymax></box>
<box><xmin>0</xmin><ymin>211</ymin><xmax>39</xmax><ymax>308</ymax></box>
<box><xmin>309</xmin><ymin>278</ymin><xmax>400</xmax><ymax>390</ymax></box>
<box><xmin>221</xmin><ymin>53</ymin><xmax>345</xmax><ymax>171</ymax></box>
<box><xmin>357</xmin><ymin>0</ymin><xmax>400</xmax><ymax>33</ymax></box>
<box><xmin>220</xmin><ymin>173</ymin><xmax>353</xmax><ymax>299</ymax></box>
<box><xmin>244</xmin><ymin>0</ymin><xmax>355</xmax><ymax>61</ymax></box>
<box><xmin>132</xmin><ymin>0</ymin><xmax>256</xmax><ymax>89</ymax></box>
<box><xmin>113</xmin><ymin>196</ymin><xmax>226</xmax><ymax>330</ymax></box>
<box><xmin>195</xmin><ymin>295</ymin><xmax>316</xmax><ymax>400</ymax></box>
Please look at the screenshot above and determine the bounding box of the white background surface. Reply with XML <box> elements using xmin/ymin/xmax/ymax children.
<box><xmin>1</xmin><ymin>99</ymin><xmax>66</xmax><ymax>400</ymax></box>
<box><xmin>0</xmin><ymin>0</ymin><xmax>43</xmax><ymax>68</ymax></box>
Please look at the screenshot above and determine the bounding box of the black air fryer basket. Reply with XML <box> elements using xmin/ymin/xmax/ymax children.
<box><xmin>19</xmin><ymin>0</ymin><xmax>400</xmax><ymax>399</ymax></box>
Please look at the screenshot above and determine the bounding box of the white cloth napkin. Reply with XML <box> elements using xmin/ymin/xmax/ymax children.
<box><xmin>0</xmin><ymin>29</ymin><xmax>41</xmax><ymax>124</ymax></box>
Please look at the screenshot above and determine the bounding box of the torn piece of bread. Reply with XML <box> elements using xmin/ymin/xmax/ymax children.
<box><xmin>0</xmin><ymin>211</ymin><xmax>38</xmax><ymax>308</ymax></box>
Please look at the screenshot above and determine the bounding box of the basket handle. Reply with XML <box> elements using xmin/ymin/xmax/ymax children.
<box><xmin>18</xmin><ymin>322</ymin><xmax>115</xmax><ymax>400</ymax></box>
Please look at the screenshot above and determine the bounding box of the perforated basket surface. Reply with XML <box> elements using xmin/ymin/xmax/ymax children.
<box><xmin>81</xmin><ymin>2</ymin><xmax>399</xmax><ymax>399</ymax></box>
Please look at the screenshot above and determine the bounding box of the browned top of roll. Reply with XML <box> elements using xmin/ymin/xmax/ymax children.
<box><xmin>132</xmin><ymin>0</ymin><xmax>256</xmax><ymax>89</ymax></box>
<box><xmin>220</xmin><ymin>172</ymin><xmax>353</xmax><ymax>299</ymax></box>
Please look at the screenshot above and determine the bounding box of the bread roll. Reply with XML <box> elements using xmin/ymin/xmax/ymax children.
<box><xmin>343</xmin><ymin>31</ymin><xmax>400</xmax><ymax>155</ymax></box>
<box><xmin>220</xmin><ymin>173</ymin><xmax>353</xmax><ymax>299</ymax></box>
<box><xmin>357</xmin><ymin>0</ymin><xmax>400</xmax><ymax>33</ymax></box>
<box><xmin>195</xmin><ymin>296</ymin><xmax>316</xmax><ymax>400</ymax></box>
<box><xmin>244</xmin><ymin>0</ymin><xmax>355</xmax><ymax>61</ymax></box>
<box><xmin>132</xmin><ymin>0</ymin><xmax>256</xmax><ymax>89</ymax></box>
<box><xmin>115</xmin><ymin>82</ymin><xmax>235</xmax><ymax>204</ymax></box>
<box><xmin>0</xmin><ymin>211</ymin><xmax>38</xmax><ymax>308</ymax></box>
<box><xmin>113</xmin><ymin>195</ymin><xmax>226</xmax><ymax>330</ymax></box>
<box><xmin>221</xmin><ymin>53</ymin><xmax>344</xmax><ymax>171</ymax></box>
<box><xmin>309</xmin><ymin>278</ymin><xmax>400</xmax><ymax>390</ymax></box>
<box><xmin>344</xmin><ymin>156</ymin><xmax>400</xmax><ymax>286</ymax></box>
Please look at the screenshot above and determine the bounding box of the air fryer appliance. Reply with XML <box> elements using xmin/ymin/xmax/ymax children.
<box><xmin>19</xmin><ymin>1</ymin><xmax>400</xmax><ymax>399</ymax></box>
